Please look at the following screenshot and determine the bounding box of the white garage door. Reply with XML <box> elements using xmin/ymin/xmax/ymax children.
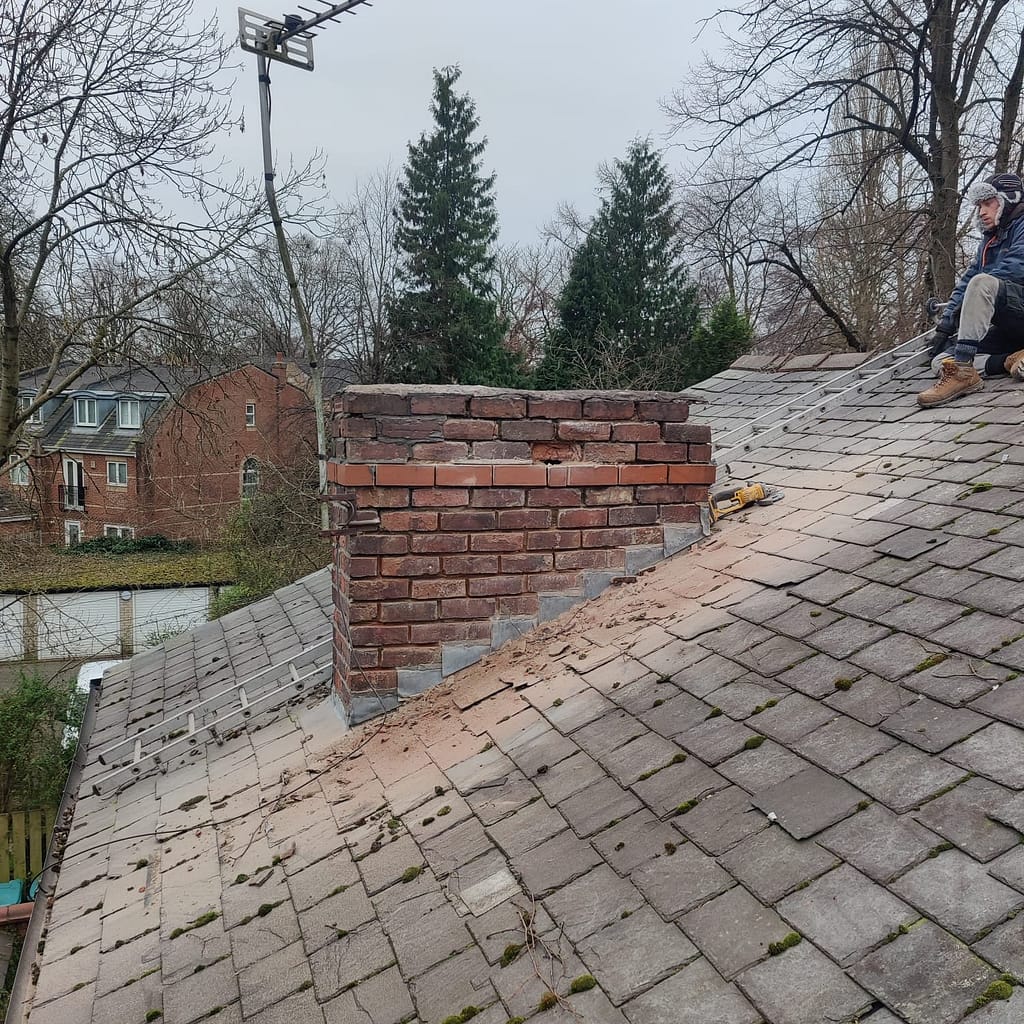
<box><xmin>37</xmin><ymin>592</ymin><xmax>121</xmax><ymax>659</ymax></box>
<box><xmin>133</xmin><ymin>588</ymin><xmax>209</xmax><ymax>650</ymax></box>
<box><xmin>0</xmin><ymin>596</ymin><xmax>24</xmax><ymax>659</ymax></box>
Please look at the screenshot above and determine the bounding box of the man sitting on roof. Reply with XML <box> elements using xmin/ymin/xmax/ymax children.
<box><xmin>918</xmin><ymin>172</ymin><xmax>1024</xmax><ymax>408</ymax></box>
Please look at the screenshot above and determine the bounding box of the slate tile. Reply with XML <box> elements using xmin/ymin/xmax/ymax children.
<box><xmin>967</xmin><ymin>988</ymin><xmax>1024</xmax><ymax>1023</ymax></box>
<box><xmin>378</xmin><ymin>887</ymin><xmax>472</xmax><ymax>978</ymax></box>
<box><xmin>750</xmin><ymin>693</ymin><xmax>835</xmax><ymax>743</ymax></box>
<box><xmin>636</xmin><ymin>689</ymin><xmax>713</xmax><ymax>738</ymax></box>
<box><xmin>590</xmin><ymin>810</ymin><xmax>681</xmax><ymax>875</ymax></box>
<box><xmin>824</xmin><ymin>673</ymin><xmax>913</xmax><ymax>725</ymax></box>
<box><xmin>621</xmin><ymin>956</ymin><xmax>761</xmax><ymax>1024</ymax></box>
<box><xmin>750</xmin><ymin>765</ymin><xmax>865</xmax><ymax>840</ymax></box>
<box><xmin>241</xmin><ymin>939</ymin><xmax>314</xmax><ymax>1015</ymax></box>
<box><xmin>321</xmin><ymin>964</ymin><xmax>414</xmax><ymax>1024</ymax></box>
<box><xmin>902</xmin><ymin>564</ymin><xmax>984</xmax><ymax>599</ymax></box>
<box><xmin>462</xmin><ymin>771</ymin><xmax>537</xmax><ymax>826</ymax></box>
<box><xmin>636</xmin><ymin>637</ymin><xmax>712</xmax><ymax>679</ymax></box>
<box><xmin>875</xmin><ymin>595</ymin><xmax>966</xmax><ymax>633</ymax></box>
<box><xmin>446</xmin><ymin>746</ymin><xmax>515</xmax><ymax>794</ymax></box>
<box><xmin>515</xmin><ymin>830</ymin><xmax>602</xmax><ymax>898</ymax></box>
<box><xmin>974</xmin><ymin>915</ymin><xmax>1024</xmax><ymax>976</ymax></box>
<box><xmin>990</xmin><ymin>790</ymin><xmax>1024</xmax><ymax>832</ymax></box>
<box><xmin>679</xmin><ymin>884</ymin><xmax>790</xmax><ymax>979</ymax></box>
<box><xmin>945</xmin><ymin>722</ymin><xmax>1024</xmax><ymax>787</ymax></box>
<box><xmin>630</xmin><ymin>842</ymin><xmax>734</xmax><ymax>919</ymax></box>
<box><xmin>559</xmin><ymin>777</ymin><xmax>640</xmax><ymax>838</ymax></box>
<box><xmin>503</xmin><ymin>727</ymin><xmax>578</xmax><ymax>777</ymax></box>
<box><xmin>847</xmin><ymin>744</ymin><xmax>966</xmax><ymax>813</ymax></box>
<box><xmin>764</xmin><ymin>602</ymin><xmax>844</xmax><ymax>639</ymax></box>
<box><xmin>855</xmin><ymin>555</ymin><xmax>923</xmax><ymax>586</ymax></box>
<box><xmin>974</xmin><ymin>546</ymin><xmax>1024</xmax><ymax>582</ymax></box>
<box><xmin>676</xmin><ymin>716</ymin><xmax>757</xmax><ymax>765</ymax></box>
<box><xmin>818</xmin><ymin>803</ymin><xmax>938</xmax><ymax>882</ymax></box>
<box><xmin>487</xmin><ymin>796</ymin><xmax>567</xmax><ymax>857</ymax></box>
<box><xmin>732</xmin><ymin>635</ymin><xmax>814</xmax><ymax>676</ymax></box>
<box><xmin>671</xmin><ymin>653</ymin><xmax>748</xmax><ymax>698</ymax></box>
<box><xmin>926</xmin><ymin>536</ymin><xmax>1002</xmax><ymax>571</ymax></box>
<box><xmin>717</xmin><ymin>740</ymin><xmax>810</xmax><ymax>794</ymax></box>
<box><xmin>792</xmin><ymin>715</ymin><xmax>897</xmax><ymax>774</ymax></box>
<box><xmin>874</xmin><ymin>527</ymin><xmax>948</xmax><ymax>560</ymax></box>
<box><xmin>297</xmin><ymin>884</ymin><xmax>373</xmax><ymax>956</ymax></box>
<box><xmin>543</xmin><ymin>865</ymin><xmax>644</xmax><ymax>942</ymax></box>
<box><xmin>717</xmin><ymin>826</ymin><xmax>838</xmax><ymax>904</ymax></box>
<box><xmin>732</xmin><ymin>589</ymin><xmax>801</xmax><ymax>625</ymax></box>
<box><xmin>599</xmin><ymin>731</ymin><xmax>681</xmax><ymax>786</ymax></box>
<box><xmin>533</xmin><ymin>750</ymin><xmax>606</xmax><ymax>805</ymax></box>
<box><xmin>987</xmin><ymin>845</ymin><xmax>1024</xmax><ymax>893</ymax></box>
<box><xmin>971</xmin><ymin>678</ymin><xmax>1024</xmax><ymax>728</ymax></box>
<box><xmin>408</xmin><ymin>947</ymin><xmax>498</xmax><ymax>1024</ymax></box>
<box><xmin>959</xmin><ymin>575</ymin><xmax>1024</xmax><ymax>616</ymax></box>
<box><xmin>465</xmin><ymin>897</ymin><xmax>554</xmax><ymax>965</ymax></box>
<box><xmin>849</xmin><ymin>633</ymin><xmax>943</xmax><ymax>681</ymax></box>
<box><xmin>543</xmin><ymin>688</ymin><xmax>615</xmax><ymax>734</ymax></box>
<box><xmin>881</xmin><ymin>696</ymin><xmax>989</xmax><ymax>752</ymax></box>
<box><xmin>672</xmin><ymin>784</ymin><xmax>769</xmax><ymax>855</ymax></box>
<box><xmin>572</xmin><ymin>712</ymin><xmax>648</xmax><ymax>762</ymax></box>
<box><xmin>735</xmin><ymin>942</ymin><xmax>872</xmax><ymax>1024</ymax></box>
<box><xmin>631</xmin><ymin>757</ymin><xmax>728</xmax><ymax>817</ymax></box>
<box><xmin>490</xmin><ymin>931</ymin><xmax>584</xmax><ymax>1019</ymax></box>
<box><xmin>832</xmin><ymin>582</ymin><xmax>904</xmax><ymax>618</ymax></box>
<box><xmin>579</xmin><ymin>907</ymin><xmax>698</xmax><ymax>1005</ymax></box>
<box><xmin>778</xmin><ymin>653</ymin><xmax>860</xmax><ymax>698</ymax></box>
<box><xmin>805</xmin><ymin>617</ymin><xmax>892</xmax><ymax>659</ymax></box>
<box><xmin>421</xmin><ymin>816</ymin><xmax>494</xmax><ymax>878</ymax></box>
<box><xmin>903</xmin><ymin>655</ymin><xmax>1000</xmax><ymax>706</ymax></box>
<box><xmin>850</xmin><ymin>921</ymin><xmax>997</xmax><ymax>1024</ymax></box>
<box><xmin>891</xmin><ymin>850</ymin><xmax>1024</xmax><ymax>942</ymax></box>
<box><xmin>789</xmin><ymin>568</ymin><xmax>866</xmax><ymax>604</ymax></box>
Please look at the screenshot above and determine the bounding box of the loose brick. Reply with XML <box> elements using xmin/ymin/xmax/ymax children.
<box><xmin>443</xmin><ymin>554</ymin><xmax>501</xmax><ymax>575</ymax></box>
<box><xmin>350</xmin><ymin>534</ymin><xmax>409</xmax><ymax>556</ymax></box>
<box><xmin>412</xmin><ymin>487</ymin><xmax>470</xmax><ymax>507</ymax></box>
<box><xmin>583</xmin><ymin>443</ymin><xmax>636</xmax><ymax>463</ymax></box>
<box><xmin>557</xmin><ymin>508</ymin><xmax>608</xmax><ymax>529</ymax></box>
<box><xmin>344</xmin><ymin>393</ymin><xmax>410</xmax><ymax>416</ymax></box>
<box><xmin>558</xmin><ymin>421</ymin><xmax>612</xmax><ymax>442</ymax></box>
<box><xmin>528</xmin><ymin>397</ymin><xmax>581</xmax><ymax>418</ymax></box>
<box><xmin>532</xmin><ymin>442</ymin><xmax>582</xmax><ymax>463</ymax></box>
<box><xmin>412</xmin><ymin>441</ymin><xmax>470</xmax><ymax>461</ymax></box>
<box><xmin>377</xmin><ymin>415</ymin><xmax>444</xmax><ymax>441</ymax></box>
<box><xmin>611</xmin><ymin>422</ymin><xmax>662</xmax><ymax>442</ymax></box>
<box><xmin>526</xmin><ymin>487</ymin><xmax>583</xmax><ymax>508</ymax></box>
<box><xmin>471</xmin><ymin>441</ymin><xmax>532</xmax><ymax>460</ymax></box>
<box><xmin>439</xmin><ymin>511</ymin><xmax>497</xmax><ymax>531</ymax></box>
<box><xmin>470</xmin><ymin>532</ymin><xmax>525</xmax><ymax>553</ymax></box>
<box><xmin>581</xmin><ymin>527</ymin><xmax>635</xmax><ymax>548</ymax></box>
<box><xmin>582</xmin><ymin>397</ymin><xmax>637</xmax><ymax>419</ymax></box>
<box><xmin>443</xmin><ymin>419</ymin><xmax>497</xmax><ymax>440</ymax></box>
<box><xmin>498</xmin><ymin>594</ymin><xmax>541</xmax><ymax>616</ymax></box>
<box><xmin>661</xmin><ymin>504</ymin><xmax>701</xmax><ymax>523</ymax></box>
<box><xmin>618</xmin><ymin>465</ymin><xmax>668</xmax><ymax>485</ymax></box>
<box><xmin>410</xmin><ymin>534</ymin><xmax>469</xmax><ymax>554</ymax></box>
<box><xmin>636</xmin><ymin>485</ymin><xmax>690</xmax><ymax>503</ymax></box>
<box><xmin>501</xmin><ymin>552</ymin><xmax>553</xmax><ymax>573</ymax></box>
<box><xmin>347</xmin><ymin>440</ymin><xmax>410</xmax><ymax>463</ymax></box>
<box><xmin>349</xmin><ymin>624</ymin><xmax>409</xmax><ymax>646</ymax></box>
<box><xmin>411</xmin><ymin>577</ymin><xmax>467</xmax><ymax>599</ymax></box>
<box><xmin>608</xmin><ymin>505</ymin><xmax>658</xmax><ymax>527</ymax></box>
<box><xmin>526</xmin><ymin>530</ymin><xmax>581</xmax><ymax>551</ymax></box>
<box><xmin>555</xmin><ymin>549</ymin><xmax>617</xmax><ymax>570</ymax></box>
<box><xmin>528</xmin><ymin>572</ymin><xmax>582</xmax><ymax>593</ymax></box>
<box><xmin>410</xmin><ymin>621</ymin><xmax>493</xmax><ymax>644</ymax></box>
<box><xmin>668</xmin><ymin>464</ymin><xmax>717</xmax><ymax>484</ymax></box>
<box><xmin>470</xmin><ymin>395</ymin><xmax>527</xmax><ymax>418</ymax></box>
<box><xmin>663</xmin><ymin>423</ymin><xmax>712</xmax><ymax>443</ymax></box>
<box><xmin>380</xmin><ymin>600</ymin><xmax>439</xmax><ymax>623</ymax></box>
<box><xmin>442</xmin><ymin>597</ymin><xmax>497</xmax><ymax>619</ymax></box>
<box><xmin>332</xmin><ymin>464</ymin><xmax>373</xmax><ymax>486</ymax></box>
<box><xmin>471</xmin><ymin>487</ymin><xmax>526</xmax><ymax>508</ymax></box>
<box><xmin>351</xmin><ymin>579</ymin><xmax>410</xmax><ymax>601</ymax></box>
<box><xmin>636</xmin><ymin>443</ymin><xmax>691</xmax><ymax>462</ymax></box>
<box><xmin>492</xmin><ymin>464</ymin><xmax>547</xmax><ymax>487</ymax></box>
<box><xmin>376</xmin><ymin>464</ymin><xmax>435</xmax><ymax>487</ymax></box>
<box><xmin>636</xmin><ymin>400</ymin><xmax>690</xmax><ymax>421</ymax></box>
<box><xmin>500</xmin><ymin>420</ymin><xmax>556</xmax><ymax>441</ymax></box>
<box><xmin>379</xmin><ymin>510</ymin><xmax>438</xmax><ymax>532</ymax></box>
<box><xmin>380</xmin><ymin>646</ymin><xmax>440</xmax><ymax>668</ymax></box>
<box><xmin>410</xmin><ymin>395</ymin><xmax>470</xmax><ymax>416</ymax></box>
<box><xmin>497</xmin><ymin>509</ymin><xmax>552</xmax><ymax>530</ymax></box>
<box><xmin>436</xmin><ymin>464</ymin><xmax>493</xmax><ymax>487</ymax></box>
<box><xmin>584</xmin><ymin>486</ymin><xmax>635</xmax><ymax>506</ymax></box>
<box><xmin>469</xmin><ymin>576</ymin><xmax>525</xmax><ymax>596</ymax></box>
<box><xmin>381</xmin><ymin>555</ymin><xmax>440</xmax><ymax>577</ymax></box>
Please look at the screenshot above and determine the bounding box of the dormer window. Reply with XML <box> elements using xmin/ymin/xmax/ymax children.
<box><xmin>74</xmin><ymin>397</ymin><xmax>98</xmax><ymax>427</ymax></box>
<box><xmin>19</xmin><ymin>395</ymin><xmax>42</xmax><ymax>425</ymax></box>
<box><xmin>118</xmin><ymin>398</ymin><xmax>141</xmax><ymax>429</ymax></box>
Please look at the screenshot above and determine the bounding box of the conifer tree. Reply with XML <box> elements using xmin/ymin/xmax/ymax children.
<box><xmin>688</xmin><ymin>296</ymin><xmax>752</xmax><ymax>385</ymax></box>
<box><xmin>390</xmin><ymin>66</ymin><xmax>523</xmax><ymax>386</ymax></box>
<box><xmin>538</xmin><ymin>140</ymin><xmax>700</xmax><ymax>390</ymax></box>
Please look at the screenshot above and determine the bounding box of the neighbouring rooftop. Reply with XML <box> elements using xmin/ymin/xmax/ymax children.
<box><xmin>13</xmin><ymin>356</ymin><xmax>1024</xmax><ymax>1024</ymax></box>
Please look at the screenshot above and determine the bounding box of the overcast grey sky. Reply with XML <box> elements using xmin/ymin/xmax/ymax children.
<box><xmin>198</xmin><ymin>0</ymin><xmax>715</xmax><ymax>245</ymax></box>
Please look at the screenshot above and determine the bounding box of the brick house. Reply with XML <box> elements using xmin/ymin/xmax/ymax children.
<box><xmin>6</xmin><ymin>359</ymin><xmax>318</xmax><ymax>545</ymax></box>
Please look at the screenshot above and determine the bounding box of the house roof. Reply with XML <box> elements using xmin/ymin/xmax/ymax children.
<box><xmin>17</xmin><ymin>359</ymin><xmax>1024</xmax><ymax>1024</ymax></box>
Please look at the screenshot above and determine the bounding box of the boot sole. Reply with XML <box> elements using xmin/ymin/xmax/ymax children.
<box><xmin>917</xmin><ymin>379</ymin><xmax>985</xmax><ymax>409</ymax></box>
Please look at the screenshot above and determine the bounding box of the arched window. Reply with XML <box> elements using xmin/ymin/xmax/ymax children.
<box><xmin>241</xmin><ymin>458</ymin><xmax>260</xmax><ymax>500</ymax></box>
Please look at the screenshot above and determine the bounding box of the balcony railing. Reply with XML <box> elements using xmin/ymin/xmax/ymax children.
<box><xmin>58</xmin><ymin>484</ymin><xmax>86</xmax><ymax>510</ymax></box>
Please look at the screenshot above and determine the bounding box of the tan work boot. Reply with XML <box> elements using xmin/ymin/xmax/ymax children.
<box><xmin>1004</xmin><ymin>349</ymin><xmax>1024</xmax><ymax>380</ymax></box>
<box><xmin>917</xmin><ymin>359</ymin><xmax>984</xmax><ymax>408</ymax></box>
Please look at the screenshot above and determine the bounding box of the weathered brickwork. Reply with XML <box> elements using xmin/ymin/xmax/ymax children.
<box><xmin>329</xmin><ymin>385</ymin><xmax>714</xmax><ymax>723</ymax></box>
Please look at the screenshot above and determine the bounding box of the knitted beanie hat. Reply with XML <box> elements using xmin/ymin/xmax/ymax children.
<box><xmin>967</xmin><ymin>172</ymin><xmax>1024</xmax><ymax>229</ymax></box>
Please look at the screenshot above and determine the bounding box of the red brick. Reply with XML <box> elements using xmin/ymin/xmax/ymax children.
<box><xmin>443</xmin><ymin>554</ymin><xmax>501</xmax><ymax>575</ymax></box>
<box><xmin>608</xmin><ymin>506</ymin><xmax>658</xmax><ymax>527</ymax></box>
<box><xmin>690</xmin><ymin>444</ymin><xmax>713</xmax><ymax>463</ymax></box>
<box><xmin>344</xmin><ymin>393</ymin><xmax>410</xmax><ymax>416</ymax></box>
<box><xmin>500</xmin><ymin>420</ymin><xmax>555</xmax><ymax>441</ymax></box>
<box><xmin>557</xmin><ymin>508</ymin><xmax>607</xmax><ymax>529</ymax></box>
<box><xmin>661</xmin><ymin>504</ymin><xmax>701</xmax><ymax>523</ymax></box>
<box><xmin>528</xmin><ymin>397</ymin><xmax>581</xmax><ymax>418</ymax></box>
<box><xmin>636</xmin><ymin>443</ymin><xmax>691</xmax><ymax>463</ymax></box>
<box><xmin>581</xmin><ymin>397</ymin><xmax>636</xmax><ymax>419</ymax></box>
<box><xmin>444</xmin><ymin>419</ymin><xmax>497</xmax><ymax>440</ymax></box>
<box><xmin>526</xmin><ymin>488</ymin><xmax>582</xmax><ymax>508</ymax></box>
<box><xmin>380</xmin><ymin>646</ymin><xmax>441</xmax><ymax>668</ymax></box>
<box><xmin>439</xmin><ymin>510</ymin><xmax>497</xmax><ymax>531</ymax></box>
<box><xmin>360</xmin><ymin>487</ymin><xmax>410</xmax><ymax>508</ymax></box>
<box><xmin>567</xmin><ymin>465</ymin><xmax>617</xmax><ymax>486</ymax></box>
<box><xmin>379</xmin><ymin>600</ymin><xmax>438</xmax><ymax>623</ymax></box>
<box><xmin>410</xmin><ymin>394</ymin><xmax>469</xmax><ymax>416</ymax></box>
<box><xmin>349</xmin><ymin>603</ymin><xmax>377</xmax><ymax>623</ymax></box>
<box><xmin>611</xmin><ymin>422</ymin><xmax>662</xmax><ymax>442</ymax></box>
<box><xmin>442</xmin><ymin>597</ymin><xmax>497</xmax><ymax>618</ymax></box>
<box><xmin>532</xmin><ymin>442</ymin><xmax>582</xmax><ymax>463</ymax></box>
<box><xmin>410</xmin><ymin>621</ymin><xmax>493</xmax><ymax>644</ymax></box>
<box><xmin>345</xmin><ymin>440</ymin><xmax>410</xmax><ymax>463</ymax></box>
<box><xmin>632</xmin><ymin>526</ymin><xmax>664</xmax><ymax>545</ymax></box>
<box><xmin>498</xmin><ymin>594</ymin><xmax>541</xmax><ymax>616</ymax></box>
<box><xmin>618</xmin><ymin>465</ymin><xmax>668</xmax><ymax>485</ymax></box>
<box><xmin>381</xmin><ymin>555</ymin><xmax>440</xmax><ymax>577</ymax></box>
<box><xmin>581</xmin><ymin>527</ymin><xmax>634</xmax><ymax>548</ymax></box>
<box><xmin>376</xmin><ymin>464</ymin><xmax>434</xmax><ymax>486</ymax></box>
<box><xmin>412</xmin><ymin>441</ymin><xmax>470</xmax><ymax>461</ymax></box>
<box><xmin>351</xmin><ymin>647</ymin><xmax>379</xmax><ymax>668</ymax></box>
<box><xmin>663</xmin><ymin>422</ymin><xmax>713</xmax><ymax>443</ymax></box>
<box><xmin>497</xmin><ymin>509</ymin><xmax>551</xmax><ymax>530</ymax></box>
<box><xmin>351</xmin><ymin>578</ymin><xmax>409</xmax><ymax>601</ymax></box>
<box><xmin>411</xmin><ymin>578</ymin><xmax>467</xmax><ymax>599</ymax></box>
<box><xmin>583</xmin><ymin>443</ymin><xmax>636</xmax><ymax>463</ymax></box>
<box><xmin>337</xmin><ymin>416</ymin><xmax>376</xmax><ymax>438</ymax></box>
<box><xmin>492</xmin><ymin>465</ymin><xmax>547</xmax><ymax>486</ymax></box>
<box><xmin>637</xmin><ymin>485</ymin><xmax>690</xmax><ymax>503</ymax></box>
<box><xmin>584</xmin><ymin>486</ymin><xmax>635</xmax><ymax>506</ymax></box>
<box><xmin>470</xmin><ymin>396</ymin><xmax>527</xmax><ymax>418</ymax></box>
<box><xmin>377</xmin><ymin>415</ymin><xmax>444</xmax><ymax>440</ymax></box>
<box><xmin>526</xmin><ymin>530</ymin><xmax>581</xmax><ymax>551</ymax></box>
<box><xmin>471</xmin><ymin>441</ymin><xmax>532</xmax><ymax>460</ymax></box>
<box><xmin>558</xmin><ymin>421</ymin><xmax>611</xmax><ymax>442</ymax></box>
<box><xmin>501</xmin><ymin>552</ymin><xmax>553</xmax><ymax>573</ymax></box>
<box><xmin>412</xmin><ymin>487</ymin><xmax>470</xmax><ymax>507</ymax></box>
<box><xmin>684</xmin><ymin>485</ymin><xmax>710</xmax><ymax>502</ymax></box>
<box><xmin>350</xmin><ymin>534</ymin><xmax>409</xmax><ymax>556</ymax></box>
<box><xmin>470</xmin><ymin>532</ymin><xmax>525</xmax><ymax>553</ymax></box>
<box><xmin>332</xmin><ymin>463</ymin><xmax>373</xmax><ymax>486</ymax></box>
<box><xmin>349</xmin><ymin>557</ymin><xmax>379</xmax><ymax>577</ymax></box>
<box><xmin>349</xmin><ymin>624</ymin><xmax>409</xmax><ymax>646</ymax></box>
<box><xmin>546</xmin><ymin>466</ymin><xmax>569</xmax><ymax>486</ymax></box>
<box><xmin>436</xmin><ymin>464</ymin><xmax>493</xmax><ymax>487</ymax></box>
<box><xmin>347</xmin><ymin>669</ymin><xmax>397</xmax><ymax>694</ymax></box>
<box><xmin>380</xmin><ymin>510</ymin><xmax>438</xmax><ymax>532</ymax></box>
<box><xmin>469</xmin><ymin>575</ymin><xmax>525</xmax><ymax>596</ymax></box>
<box><xmin>472</xmin><ymin>488</ymin><xmax>526</xmax><ymax>508</ymax></box>
<box><xmin>410</xmin><ymin>533</ymin><xmax>469</xmax><ymax>553</ymax></box>
<box><xmin>527</xmin><ymin>572</ymin><xmax>582</xmax><ymax>593</ymax></box>
<box><xmin>636</xmin><ymin>400</ymin><xmax>691</xmax><ymax>421</ymax></box>
<box><xmin>555</xmin><ymin>549</ymin><xmax>616</xmax><ymax>570</ymax></box>
<box><xmin>668</xmin><ymin>464</ymin><xmax>717</xmax><ymax>484</ymax></box>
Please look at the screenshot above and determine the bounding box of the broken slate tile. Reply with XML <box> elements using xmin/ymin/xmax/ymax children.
<box><xmin>824</xmin><ymin>674</ymin><xmax>911</xmax><ymax>726</ymax></box>
<box><xmin>847</xmin><ymin>744</ymin><xmax>966</xmax><ymax>813</ymax></box>
<box><xmin>903</xmin><ymin>656</ymin><xmax>999</xmax><ymax>706</ymax></box>
<box><xmin>974</xmin><ymin>914</ymin><xmax>1024</xmax><ymax>977</ymax></box>
<box><xmin>971</xmin><ymin>678</ymin><xmax>1024</xmax><ymax>728</ymax></box>
<box><xmin>749</xmin><ymin>765</ymin><xmax>865</xmax><ymax>840</ymax></box>
<box><xmin>818</xmin><ymin>804</ymin><xmax>937</xmax><ymax>883</ymax></box>
<box><xmin>990</xmin><ymin>790</ymin><xmax>1024</xmax><ymax>832</ymax></box>
<box><xmin>986</xmin><ymin>845</ymin><xmax>1024</xmax><ymax>893</ymax></box>
<box><xmin>945</xmin><ymin>722</ymin><xmax>1024</xmax><ymax>787</ymax></box>
<box><xmin>408</xmin><ymin>946</ymin><xmax>497</xmax><ymax>1024</ymax></box>
<box><xmin>850</xmin><ymin>921</ymin><xmax>997</xmax><ymax>1024</ymax></box>
<box><xmin>717</xmin><ymin>826</ymin><xmax>838</xmax><ymax>904</ymax></box>
<box><xmin>671</xmin><ymin>785</ymin><xmax>769</xmax><ymax>855</ymax></box>
<box><xmin>912</xmin><ymin>775</ymin><xmax>1021</xmax><ymax>862</ymax></box>
<box><xmin>621</xmin><ymin>955</ymin><xmax>761</xmax><ymax>1024</ymax></box>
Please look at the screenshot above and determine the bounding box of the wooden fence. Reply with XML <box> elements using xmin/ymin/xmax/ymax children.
<box><xmin>1</xmin><ymin>808</ymin><xmax>55</xmax><ymax>887</ymax></box>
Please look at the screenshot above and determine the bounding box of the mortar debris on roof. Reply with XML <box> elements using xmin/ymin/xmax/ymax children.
<box><xmin>16</xmin><ymin>359</ymin><xmax>1024</xmax><ymax>1024</ymax></box>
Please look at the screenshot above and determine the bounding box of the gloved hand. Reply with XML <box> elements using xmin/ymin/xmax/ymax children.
<box><xmin>929</xmin><ymin>319</ymin><xmax>956</xmax><ymax>356</ymax></box>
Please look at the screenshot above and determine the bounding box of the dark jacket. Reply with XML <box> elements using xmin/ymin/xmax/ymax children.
<box><xmin>942</xmin><ymin>202</ymin><xmax>1024</xmax><ymax>331</ymax></box>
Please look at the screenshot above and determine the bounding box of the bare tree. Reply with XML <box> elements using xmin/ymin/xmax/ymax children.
<box><xmin>0</xmin><ymin>0</ymin><xmax>321</xmax><ymax>471</ymax></box>
<box><xmin>668</xmin><ymin>0</ymin><xmax>1024</xmax><ymax>350</ymax></box>
<box><xmin>492</xmin><ymin>241</ymin><xmax>566</xmax><ymax>370</ymax></box>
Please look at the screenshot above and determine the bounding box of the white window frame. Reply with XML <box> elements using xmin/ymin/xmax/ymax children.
<box><xmin>241</xmin><ymin>458</ymin><xmax>260</xmax><ymax>500</ymax></box>
<box><xmin>245</xmin><ymin>401</ymin><xmax>256</xmax><ymax>428</ymax></box>
<box><xmin>19</xmin><ymin>395</ymin><xmax>42</xmax><ymax>425</ymax></box>
<box><xmin>9</xmin><ymin>462</ymin><xmax>29</xmax><ymax>486</ymax></box>
<box><xmin>118</xmin><ymin>398</ymin><xmax>141</xmax><ymax>429</ymax></box>
<box><xmin>64</xmin><ymin>521</ymin><xmax>82</xmax><ymax>546</ymax></box>
<box><xmin>107</xmin><ymin>461</ymin><xmax>128</xmax><ymax>486</ymax></box>
<box><xmin>103</xmin><ymin>525</ymin><xmax>135</xmax><ymax>539</ymax></box>
<box><xmin>74</xmin><ymin>397</ymin><xmax>98</xmax><ymax>427</ymax></box>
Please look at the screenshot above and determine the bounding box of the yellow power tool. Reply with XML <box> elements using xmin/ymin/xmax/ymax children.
<box><xmin>709</xmin><ymin>482</ymin><xmax>784</xmax><ymax>522</ymax></box>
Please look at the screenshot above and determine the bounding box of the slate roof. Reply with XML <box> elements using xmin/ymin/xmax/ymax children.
<box><xmin>17</xmin><ymin>359</ymin><xmax>1024</xmax><ymax>1024</ymax></box>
